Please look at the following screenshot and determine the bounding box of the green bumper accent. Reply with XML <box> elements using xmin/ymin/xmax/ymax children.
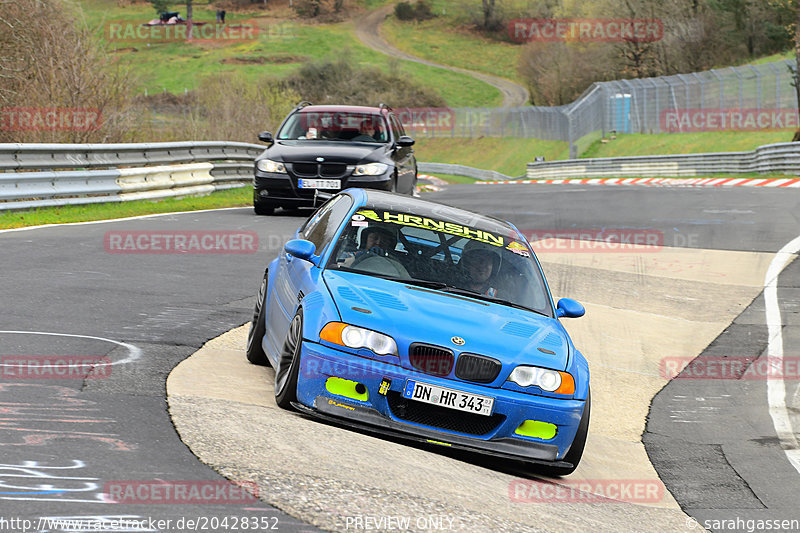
<box><xmin>515</xmin><ymin>420</ymin><xmax>557</xmax><ymax>440</ymax></box>
<box><xmin>325</xmin><ymin>376</ymin><xmax>368</xmax><ymax>402</ymax></box>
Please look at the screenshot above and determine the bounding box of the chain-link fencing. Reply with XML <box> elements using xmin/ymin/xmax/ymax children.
<box><xmin>403</xmin><ymin>59</ymin><xmax>799</xmax><ymax>159</ymax></box>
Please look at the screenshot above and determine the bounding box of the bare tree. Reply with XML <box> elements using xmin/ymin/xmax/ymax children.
<box><xmin>186</xmin><ymin>0</ymin><xmax>193</xmax><ymax>40</ymax></box>
<box><xmin>482</xmin><ymin>0</ymin><xmax>498</xmax><ymax>30</ymax></box>
<box><xmin>0</xmin><ymin>0</ymin><xmax>137</xmax><ymax>142</ymax></box>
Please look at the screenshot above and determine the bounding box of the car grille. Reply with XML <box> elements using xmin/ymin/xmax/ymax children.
<box><xmin>409</xmin><ymin>343</ymin><xmax>454</xmax><ymax>377</ymax></box>
<box><xmin>455</xmin><ymin>353</ymin><xmax>502</xmax><ymax>383</ymax></box>
<box><xmin>386</xmin><ymin>391</ymin><xmax>505</xmax><ymax>436</ymax></box>
<box><xmin>290</xmin><ymin>162</ymin><xmax>348</xmax><ymax>178</ymax></box>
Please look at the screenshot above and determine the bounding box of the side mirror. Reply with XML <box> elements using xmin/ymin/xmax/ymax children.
<box><xmin>556</xmin><ymin>298</ymin><xmax>585</xmax><ymax>318</ymax></box>
<box><xmin>396</xmin><ymin>135</ymin><xmax>415</xmax><ymax>147</ymax></box>
<box><xmin>284</xmin><ymin>239</ymin><xmax>317</xmax><ymax>262</ymax></box>
<box><xmin>258</xmin><ymin>131</ymin><xmax>274</xmax><ymax>143</ymax></box>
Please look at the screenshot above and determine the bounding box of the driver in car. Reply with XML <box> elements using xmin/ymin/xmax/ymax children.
<box><xmin>341</xmin><ymin>226</ymin><xmax>398</xmax><ymax>267</ymax></box>
<box><xmin>460</xmin><ymin>243</ymin><xmax>501</xmax><ymax>298</ymax></box>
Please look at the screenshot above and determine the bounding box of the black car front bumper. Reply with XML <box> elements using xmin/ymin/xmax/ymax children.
<box><xmin>254</xmin><ymin>172</ymin><xmax>393</xmax><ymax>207</ymax></box>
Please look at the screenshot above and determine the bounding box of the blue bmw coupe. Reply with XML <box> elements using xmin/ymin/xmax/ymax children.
<box><xmin>246</xmin><ymin>189</ymin><xmax>590</xmax><ymax>475</ymax></box>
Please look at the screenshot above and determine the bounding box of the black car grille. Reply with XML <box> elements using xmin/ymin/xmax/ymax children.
<box><xmin>409</xmin><ymin>343</ymin><xmax>454</xmax><ymax>377</ymax></box>
<box><xmin>386</xmin><ymin>391</ymin><xmax>505</xmax><ymax>436</ymax></box>
<box><xmin>290</xmin><ymin>162</ymin><xmax>348</xmax><ymax>178</ymax></box>
<box><xmin>455</xmin><ymin>353</ymin><xmax>502</xmax><ymax>383</ymax></box>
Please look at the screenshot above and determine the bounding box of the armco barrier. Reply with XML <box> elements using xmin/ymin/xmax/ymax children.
<box><xmin>0</xmin><ymin>142</ymin><xmax>264</xmax><ymax>211</ymax></box>
<box><xmin>527</xmin><ymin>142</ymin><xmax>800</xmax><ymax>179</ymax></box>
<box><xmin>417</xmin><ymin>162</ymin><xmax>515</xmax><ymax>181</ymax></box>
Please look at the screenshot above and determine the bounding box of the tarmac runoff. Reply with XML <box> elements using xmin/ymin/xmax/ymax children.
<box><xmin>166</xmin><ymin>241</ymin><xmax>775</xmax><ymax>533</ymax></box>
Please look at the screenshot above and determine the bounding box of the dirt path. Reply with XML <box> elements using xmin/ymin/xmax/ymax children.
<box><xmin>354</xmin><ymin>5</ymin><xmax>529</xmax><ymax>107</ymax></box>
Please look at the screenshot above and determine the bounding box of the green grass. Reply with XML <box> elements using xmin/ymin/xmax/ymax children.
<box><xmin>581</xmin><ymin>131</ymin><xmax>794</xmax><ymax>159</ymax></box>
<box><xmin>382</xmin><ymin>15</ymin><xmax>521</xmax><ymax>83</ymax></box>
<box><xmin>414</xmin><ymin>137</ymin><xmax>569</xmax><ymax>177</ymax></box>
<box><xmin>78</xmin><ymin>0</ymin><xmax>500</xmax><ymax>107</ymax></box>
<box><xmin>0</xmin><ymin>187</ymin><xmax>251</xmax><ymax>230</ymax></box>
<box><xmin>745</xmin><ymin>50</ymin><xmax>794</xmax><ymax>66</ymax></box>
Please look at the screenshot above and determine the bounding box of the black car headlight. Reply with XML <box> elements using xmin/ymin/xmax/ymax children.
<box><xmin>353</xmin><ymin>163</ymin><xmax>388</xmax><ymax>176</ymax></box>
<box><xmin>256</xmin><ymin>159</ymin><xmax>287</xmax><ymax>173</ymax></box>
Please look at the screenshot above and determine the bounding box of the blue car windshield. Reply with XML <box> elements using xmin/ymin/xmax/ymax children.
<box><xmin>326</xmin><ymin>208</ymin><xmax>553</xmax><ymax>317</ymax></box>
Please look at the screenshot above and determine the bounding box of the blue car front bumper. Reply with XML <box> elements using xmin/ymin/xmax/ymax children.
<box><xmin>294</xmin><ymin>341</ymin><xmax>586</xmax><ymax>466</ymax></box>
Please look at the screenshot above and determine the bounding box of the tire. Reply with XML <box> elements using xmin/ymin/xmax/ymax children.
<box><xmin>254</xmin><ymin>201</ymin><xmax>275</xmax><ymax>216</ymax></box>
<box><xmin>245</xmin><ymin>270</ymin><xmax>270</xmax><ymax>366</ymax></box>
<box><xmin>537</xmin><ymin>389</ymin><xmax>591</xmax><ymax>477</ymax></box>
<box><xmin>274</xmin><ymin>308</ymin><xmax>303</xmax><ymax>409</ymax></box>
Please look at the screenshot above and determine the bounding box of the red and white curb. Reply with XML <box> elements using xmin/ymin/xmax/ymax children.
<box><xmin>416</xmin><ymin>174</ymin><xmax>448</xmax><ymax>192</ymax></box>
<box><xmin>476</xmin><ymin>177</ymin><xmax>800</xmax><ymax>188</ymax></box>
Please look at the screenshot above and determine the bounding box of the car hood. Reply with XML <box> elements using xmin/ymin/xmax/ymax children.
<box><xmin>322</xmin><ymin>270</ymin><xmax>569</xmax><ymax>371</ymax></box>
<box><xmin>259</xmin><ymin>141</ymin><xmax>386</xmax><ymax>164</ymax></box>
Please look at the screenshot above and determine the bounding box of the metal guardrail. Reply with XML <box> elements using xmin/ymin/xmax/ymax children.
<box><xmin>526</xmin><ymin>142</ymin><xmax>800</xmax><ymax>180</ymax></box>
<box><xmin>417</xmin><ymin>162</ymin><xmax>515</xmax><ymax>181</ymax></box>
<box><xmin>0</xmin><ymin>142</ymin><xmax>265</xmax><ymax>211</ymax></box>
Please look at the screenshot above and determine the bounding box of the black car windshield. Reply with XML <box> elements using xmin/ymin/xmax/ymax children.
<box><xmin>326</xmin><ymin>208</ymin><xmax>553</xmax><ymax>316</ymax></box>
<box><xmin>278</xmin><ymin>111</ymin><xmax>388</xmax><ymax>143</ymax></box>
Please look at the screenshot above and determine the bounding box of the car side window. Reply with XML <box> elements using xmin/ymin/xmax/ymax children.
<box><xmin>303</xmin><ymin>195</ymin><xmax>354</xmax><ymax>253</ymax></box>
<box><xmin>389</xmin><ymin>114</ymin><xmax>404</xmax><ymax>139</ymax></box>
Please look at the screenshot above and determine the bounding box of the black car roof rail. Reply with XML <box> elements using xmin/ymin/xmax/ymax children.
<box><xmin>294</xmin><ymin>101</ymin><xmax>313</xmax><ymax>111</ymax></box>
<box><xmin>378</xmin><ymin>103</ymin><xmax>393</xmax><ymax>113</ymax></box>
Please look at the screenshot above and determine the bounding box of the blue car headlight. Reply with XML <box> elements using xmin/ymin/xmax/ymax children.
<box><xmin>256</xmin><ymin>158</ymin><xmax>287</xmax><ymax>173</ymax></box>
<box><xmin>507</xmin><ymin>365</ymin><xmax>575</xmax><ymax>395</ymax></box>
<box><xmin>320</xmin><ymin>322</ymin><xmax>398</xmax><ymax>356</ymax></box>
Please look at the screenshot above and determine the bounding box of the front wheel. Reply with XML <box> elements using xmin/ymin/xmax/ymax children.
<box><xmin>537</xmin><ymin>389</ymin><xmax>591</xmax><ymax>477</ymax></box>
<box><xmin>274</xmin><ymin>309</ymin><xmax>303</xmax><ymax>409</ymax></box>
<box><xmin>245</xmin><ymin>270</ymin><xmax>270</xmax><ymax>366</ymax></box>
<box><xmin>254</xmin><ymin>200</ymin><xmax>276</xmax><ymax>216</ymax></box>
